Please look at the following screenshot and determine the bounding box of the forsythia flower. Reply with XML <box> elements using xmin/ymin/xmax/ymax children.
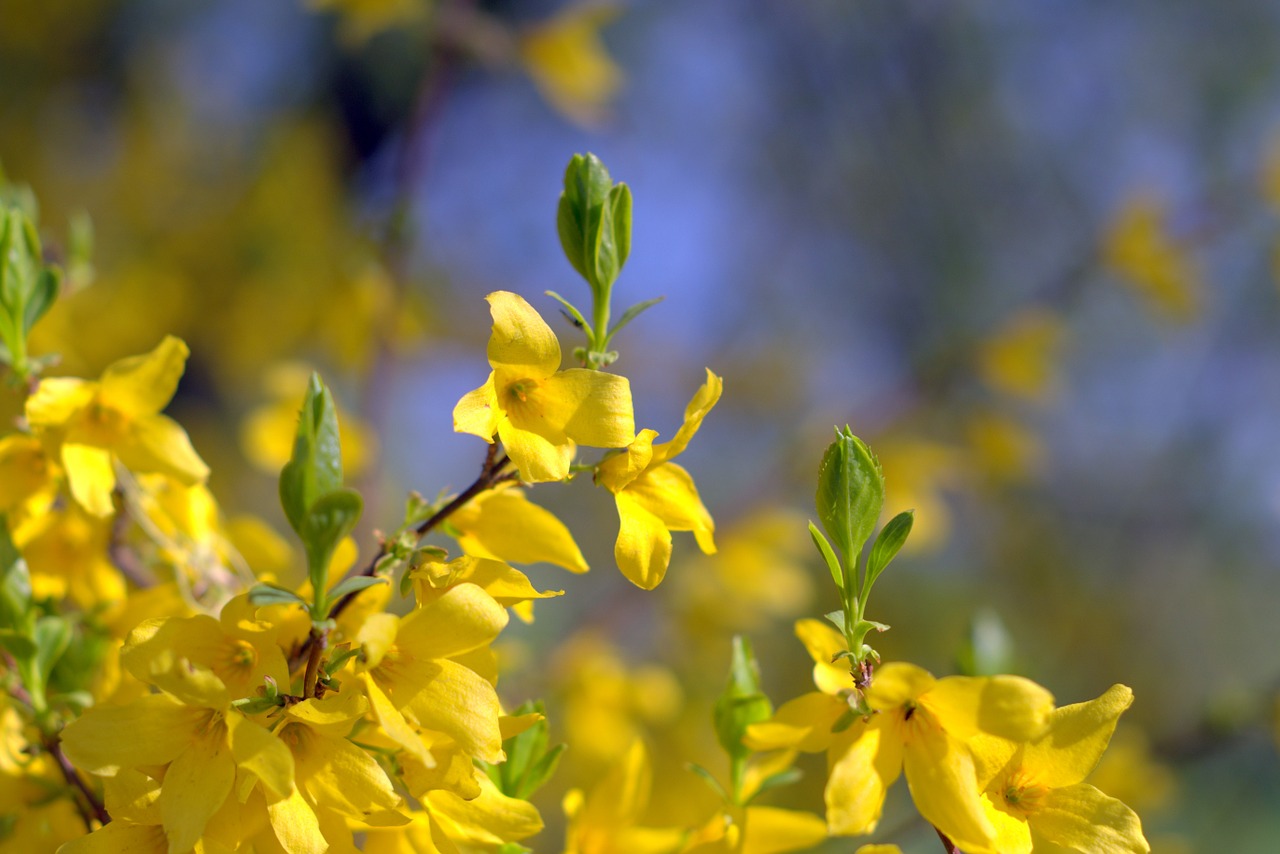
<box><xmin>449</xmin><ymin>482</ymin><xmax>590</xmax><ymax>573</ymax></box>
<box><xmin>562</xmin><ymin>740</ymin><xmax>688</xmax><ymax>854</ymax></box>
<box><xmin>1101</xmin><ymin>193</ymin><xmax>1201</xmax><ymax>322</ymax></box>
<box><xmin>25</xmin><ymin>335</ymin><xmax>209</xmax><ymax>517</ymax></box>
<box><xmin>520</xmin><ymin>3</ymin><xmax>624</xmax><ymax>127</ymax></box>
<box><xmin>454</xmin><ymin>291</ymin><xmax>635</xmax><ymax>482</ymax></box>
<box><xmin>972</xmin><ymin>684</ymin><xmax>1150</xmax><ymax>853</ymax></box>
<box><xmin>595</xmin><ymin>369</ymin><xmax>721</xmax><ymax>589</ymax></box>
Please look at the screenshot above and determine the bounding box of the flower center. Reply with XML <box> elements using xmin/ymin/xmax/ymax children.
<box><xmin>1001</xmin><ymin>767</ymin><xmax>1049</xmax><ymax>815</ymax></box>
<box><xmin>82</xmin><ymin>399</ymin><xmax>130</xmax><ymax>444</ymax></box>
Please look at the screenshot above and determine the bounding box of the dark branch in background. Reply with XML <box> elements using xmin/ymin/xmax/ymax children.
<box><xmin>47</xmin><ymin>736</ymin><xmax>110</xmax><ymax>829</ymax></box>
<box><xmin>935</xmin><ymin>827</ymin><xmax>961</xmax><ymax>854</ymax></box>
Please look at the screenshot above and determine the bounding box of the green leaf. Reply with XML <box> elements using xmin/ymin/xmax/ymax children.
<box><xmin>686</xmin><ymin>762</ymin><xmax>730</xmax><ymax>804</ymax></box>
<box><xmin>713</xmin><ymin>636</ymin><xmax>773</xmax><ymax>760</ymax></box>
<box><xmin>23</xmin><ymin>267</ymin><xmax>59</xmax><ymax>334</ymax></box>
<box><xmin>325</xmin><ymin>575</ymin><xmax>385</xmax><ymax>611</ymax></box>
<box><xmin>0</xmin><ymin>630</ymin><xmax>35</xmax><ymax>660</ymax></box>
<box><xmin>956</xmin><ymin>608</ymin><xmax>1016</xmax><ymax>677</ymax></box>
<box><xmin>517</xmin><ymin>743</ymin><xmax>566</xmax><ymax>800</ymax></box>
<box><xmin>301</xmin><ymin>488</ymin><xmax>364</xmax><ymax>595</ymax></box>
<box><xmin>866</xmin><ymin>510</ymin><xmax>913</xmax><ymax>592</ymax></box>
<box><xmin>743</xmin><ymin>768</ymin><xmax>804</xmax><ymax>805</ymax></box>
<box><xmin>823</xmin><ymin>610</ymin><xmax>844</xmax><ymax>632</ymax></box>
<box><xmin>608</xmin><ymin>182</ymin><xmax>632</xmax><ymax>272</ymax></box>
<box><xmin>604</xmin><ymin>296</ymin><xmax>664</xmax><ymax>346</ymax></box>
<box><xmin>247</xmin><ymin>583</ymin><xmax>307</xmax><ymax>608</ymax></box>
<box><xmin>278</xmin><ymin>374</ymin><xmax>344</xmax><ymax>536</ymax></box>
<box><xmin>0</xmin><ymin>521</ymin><xmax>33</xmax><ymax>636</ymax></box>
<box><xmin>815</xmin><ymin>426</ymin><xmax>884</xmax><ymax>565</ymax></box>
<box><xmin>556</xmin><ymin>154</ymin><xmax>612</xmax><ymax>287</ymax></box>
<box><xmin>32</xmin><ymin>616</ymin><xmax>71</xmax><ymax>684</ymax></box>
<box><xmin>808</xmin><ymin>522</ymin><xmax>843</xmax><ymax>590</ymax></box>
<box><xmin>544</xmin><ymin>290</ymin><xmax>594</xmax><ymax>338</ymax></box>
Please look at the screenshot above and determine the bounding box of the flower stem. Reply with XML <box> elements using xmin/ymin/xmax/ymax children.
<box><xmin>46</xmin><ymin>735</ymin><xmax>110</xmax><ymax>830</ymax></box>
<box><xmin>934</xmin><ymin>826</ymin><xmax>962</xmax><ymax>854</ymax></box>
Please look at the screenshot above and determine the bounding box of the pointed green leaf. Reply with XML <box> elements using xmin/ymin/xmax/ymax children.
<box><xmin>866</xmin><ymin>510</ymin><xmax>913</xmax><ymax>591</ymax></box>
<box><xmin>279</xmin><ymin>373</ymin><xmax>344</xmax><ymax>536</ymax></box>
<box><xmin>686</xmin><ymin>762</ymin><xmax>730</xmax><ymax>804</ymax></box>
<box><xmin>815</xmin><ymin>426</ymin><xmax>884</xmax><ymax>564</ymax></box>
<box><xmin>823</xmin><ymin>610</ymin><xmax>844</xmax><ymax>632</ymax></box>
<box><xmin>713</xmin><ymin>636</ymin><xmax>773</xmax><ymax>759</ymax></box>
<box><xmin>22</xmin><ymin>267</ymin><xmax>59</xmax><ymax>334</ymax></box>
<box><xmin>608</xmin><ymin>182</ymin><xmax>632</xmax><ymax>271</ymax></box>
<box><xmin>301</xmin><ymin>488</ymin><xmax>363</xmax><ymax>594</ymax></box>
<box><xmin>325</xmin><ymin>575</ymin><xmax>385</xmax><ymax>612</ymax></box>
<box><xmin>32</xmin><ymin>616</ymin><xmax>71</xmax><ymax>684</ymax></box>
<box><xmin>0</xmin><ymin>521</ymin><xmax>33</xmax><ymax>636</ymax></box>
<box><xmin>544</xmin><ymin>290</ymin><xmax>594</xmax><ymax>338</ymax></box>
<box><xmin>556</xmin><ymin>153</ymin><xmax>614</xmax><ymax>292</ymax></box>
<box><xmin>604</xmin><ymin>296</ymin><xmax>664</xmax><ymax>345</ymax></box>
<box><xmin>808</xmin><ymin>522</ymin><xmax>843</xmax><ymax>590</ymax></box>
<box><xmin>246</xmin><ymin>583</ymin><xmax>307</xmax><ymax>608</ymax></box>
<box><xmin>743</xmin><ymin>768</ymin><xmax>804</xmax><ymax>805</ymax></box>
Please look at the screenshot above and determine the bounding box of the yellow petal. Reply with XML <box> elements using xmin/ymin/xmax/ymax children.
<box><xmin>825</xmin><ymin>715</ymin><xmax>901</xmax><ymax>836</ymax></box>
<box><xmin>902</xmin><ymin>723</ymin><xmax>996</xmax><ymax>854</ymax></box>
<box><xmin>56</xmin><ymin>821</ymin><xmax>168</xmax><ymax>854</ymax></box>
<box><xmin>405</xmin><ymin>659</ymin><xmax>505</xmax><ymax>763</ymax></box>
<box><xmin>613</xmin><ymin>490</ymin><xmax>672</xmax><ymax>590</ymax></box>
<box><xmin>653</xmin><ymin>369</ymin><xmax>722</xmax><ymax>464</ymax></box>
<box><xmin>287</xmin><ymin>688</ymin><xmax>369</xmax><ymax>736</ymax></box>
<box><xmin>496</xmin><ymin>416</ymin><xmax>574</xmax><ymax>482</ymax></box>
<box><xmin>26</xmin><ymin>376</ymin><xmax>95</xmax><ymax>427</ymax></box>
<box><xmin>794</xmin><ymin>619</ymin><xmax>852</xmax><ymax>696</ymax></box>
<box><xmin>362</xmin><ymin>673</ymin><xmax>434</xmax><ymax>769</ymax></box>
<box><xmin>519</xmin><ymin>3</ymin><xmax>624</xmax><ymax>127</ymax></box>
<box><xmin>227</xmin><ymin>712</ymin><xmax>295</xmax><ymax>799</ymax></box>
<box><xmin>979</xmin><ymin>792</ymin><xmax>1034</xmax><ymax>854</ymax></box>
<box><xmin>485</xmin><ymin>291</ymin><xmax>561</xmax><ymax>378</ymax></box>
<box><xmin>924</xmin><ymin>674</ymin><xmax>1054</xmax><ymax>743</ymax></box>
<box><xmin>865</xmin><ymin>662</ymin><xmax>936</xmax><ymax>711</ymax></box>
<box><xmin>61</xmin><ymin>442</ymin><xmax>117</xmax><ymax>517</ymax></box>
<box><xmin>295</xmin><ymin>728</ymin><xmax>404</xmax><ymax>823</ymax></box>
<box><xmin>0</xmin><ymin>435</ymin><xmax>52</xmax><ymax>510</ymax></box>
<box><xmin>1030</xmin><ymin>783</ymin><xmax>1150</xmax><ymax>853</ymax></box>
<box><xmin>624</xmin><ymin>462</ymin><xmax>714</xmax><ymax>542</ymax></box>
<box><xmin>452</xmin><ymin>376</ymin><xmax>500</xmax><ymax>440</ymax></box>
<box><xmin>1024</xmin><ymin>684</ymin><xmax>1133</xmax><ymax>789</ymax></box>
<box><xmin>745</xmin><ymin>692</ymin><xmax>845</xmax><ymax>754</ymax></box>
<box><xmin>596</xmin><ymin>429</ymin><xmax>656</xmax><ymax>493</ymax></box>
<box><xmin>397</xmin><ymin>582</ymin><xmax>508</xmax><ymax>659</ymax></box>
<box><xmin>267</xmin><ymin>785</ymin><xmax>328</xmax><ymax>854</ymax></box>
<box><xmin>160</xmin><ymin>727</ymin><xmax>236</xmax><ymax>854</ymax></box>
<box><xmin>451</xmin><ymin>489</ymin><xmax>589</xmax><ymax>572</ymax></box>
<box><xmin>741</xmin><ymin>805</ymin><xmax>828</xmax><ymax>854</ymax></box>
<box><xmin>413</xmin><ymin>555</ymin><xmax>563</xmax><ymax>607</ymax></box>
<box><xmin>60</xmin><ymin>694</ymin><xmax>203</xmax><ymax>774</ymax></box>
<box><xmin>427</xmin><ymin>774</ymin><xmax>543</xmax><ymax>846</ymax></box>
<box><xmin>855</xmin><ymin>847</ymin><xmax>904</xmax><ymax>854</ymax></box>
<box><xmin>536</xmin><ymin>368</ymin><xmax>635</xmax><ymax>448</ymax></box>
<box><xmin>99</xmin><ymin>335</ymin><xmax>189</xmax><ymax>417</ymax></box>
<box><xmin>116</xmin><ymin>413</ymin><xmax>209</xmax><ymax>485</ymax></box>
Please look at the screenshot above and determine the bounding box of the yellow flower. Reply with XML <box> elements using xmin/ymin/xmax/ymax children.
<box><xmin>976</xmin><ymin>308</ymin><xmax>1066</xmax><ymax>405</ymax></box>
<box><xmin>1101</xmin><ymin>193</ymin><xmax>1201</xmax><ymax>323</ymax></box>
<box><xmin>26</xmin><ymin>335</ymin><xmax>209</xmax><ymax>517</ymax></box>
<box><xmin>596</xmin><ymin>369</ymin><xmax>721</xmax><ymax>589</ymax></box>
<box><xmin>684</xmin><ymin>752</ymin><xmax>828</xmax><ymax>854</ymax></box>
<box><xmin>563</xmin><ymin>740</ymin><xmax>689</xmax><ymax>854</ymax></box>
<box><xmin>972</xmin><ymin>684</ymin><xmax>1150</xmax><ymax>853</ymax></box>
<box><xmin>454</xmin><ymin>291</ymin><xmax>635</xmax><ymax>482</ymax></box>
<box><xmin>520</xmin><ymin>3</ymin><xmax>624</xmax><ymax>127</ymax></box>
<box><xmin>747</xmin><ymin>621</ymin><xmax>1054</xmax><ymax>851</ymax></box>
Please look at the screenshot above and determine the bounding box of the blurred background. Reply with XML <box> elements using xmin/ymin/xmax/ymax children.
<box><xmin>4</xmin><ymin>0</ymin><xmax>1280</xmax><ymax>849</ymax></box>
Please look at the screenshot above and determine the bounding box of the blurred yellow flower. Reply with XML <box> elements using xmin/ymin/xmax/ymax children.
<box><xmin>26</xmin><ymin>335</ymin><xmax>209</xmax><ymax>517</ymax></box>
<box><xmin>873</xmin><ymin>437</ymin><xmax>963</xmax><ymax>553</ymax></box>
<box><xmin>965</xmin><ymin>410</ymin><xmax>1044</xmax><ymax>483</ymax></box>
<box><xmin>563</xmin><ymin>740</ymin><xmax>688</xmax><ymax>854</ymax></box>
<box><xmin>976</xmin><ymin>308</ymin><xmax>1067</xmax><ymax>404</ymax></box>
<box><xmin>1101</xmin><ymin>193</ymin><xmax>1202</xmax><ymax>323</ymax></box>
<box><xmin>520</xmin><ymin>4</ymin><xmax>624</xmax><ymax>127</ymax></box>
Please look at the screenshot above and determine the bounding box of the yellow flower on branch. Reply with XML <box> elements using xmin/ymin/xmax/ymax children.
<box><xmin>454</xmin><ymin>291</ymin><xmax>635</xmax><ymax>482</ymax></box>
<box><xmin>1101</xmin><ymin>193</ymin><xmax>1202</xmax><ymax>323</ymax></box>
<box><xmin>596</xmin><ymin>369</ymin><xmax>721</xmax><ymax>589</ymax></box>
<box><xmin>520</xmin><ymin>3</ymin><xmax>624</xmax><ymax>127</ymax></box>
<box><xmin>26</xmin><ymin>335</ymin><xmax>209</xmax><ymax>517</ymax></box>
<box><xmin>972</xmin><ymin>684</ymin><xmax>1150</xmax><ymax>853</ymax></box>
<box><xmin>449</xmin><ymin>482</ymin><xmax>589</xmax><ymax>574</ymax></box>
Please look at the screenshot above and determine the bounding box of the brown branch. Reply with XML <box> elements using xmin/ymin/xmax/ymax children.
<box><xmin>934</xmin><ymin>827</ymin><xmax>961</xmax><ymax>854</ymax></box>
<box><xmin>302</xmin><ymin>627</ymin><xmax>327</xmax><ymax>699</ymax></box>
<box><xmin>46</xmin><ymin>735</ymin><xmax>110</xmax><ymax>830</ymax></box>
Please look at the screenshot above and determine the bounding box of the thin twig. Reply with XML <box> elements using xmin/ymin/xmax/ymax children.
<box><xmin>934</xmin><ymin>826</ymin><xmax>961</xmax><ymax>854</ymax></box>
<box><xmin>46</xmin><ymin>736</ymin><xmax>110</xmax><ymax>829</ymax></box>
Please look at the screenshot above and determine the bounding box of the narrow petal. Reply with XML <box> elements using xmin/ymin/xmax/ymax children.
<box><xmin>595</xmin><ymin>429</ymin><xmax>656</xmax><ymax>493</ymax></box>
<box><xmin>26</xmin><ymin>377</ymin><xmax>95</xmax><ymax>427</ymax></box>
<box><xmin>496</xmin><ymin>417</ymin><xmax>573</xmax><ymax>482</ymax></box>
<box><xmin>613</xmin><ymin>490</ymin><xmax>672</xmax><ymax>590</ymax></box>
<box><xmin>742</xmin><ymin>805</ymin><xmax>828</xmax><ymax>854</ymax></box>
<box><xmin>745</xmin><ymin>692</ymin><xmax>846</xmax><ymax>753</ymax></box>
<box><xmin>267</xmin><ymin>786</ymin><xmax>328</xmax><ymax>854</ymax></box>
<box><xmin>1024</xmin><ymin>684</ymin><xmax>1133</xmax><ymax>789</ymax></box>
<box><xmin>652</xmin><ymin>368</ymin><xmax>723</xmax><ymax>464</ymax></box>
<box><xmin>56</xmin><ymin>821</ymin><xmax>168</xmax><ymax>854</ymax></box>
<box><xmin>160</xmin><ymin>728</ymin><xmax>236</xmax><ymax>854</ymax></box>
<box><xmin>794</xmin><ymin>619</ymin><xmax>853</xmax><ymax>697</ymax></box>
<box><xmin>227</xmin><ymin>712</ymin><xmax>295</xmax><ymax>799</ymax></box>
<box><xmin>452</xmin><ymin>376</ymin><xmax>500</xmax><ymax>440</ymax></box>
<box><xmin>1030</xmin><ymin>783</ymin><xmax>1150</xmax><ymax>853</ymax></box>
<box><xmin>625</xmin><ymin>463</ymin><xmax>714</xmax><ymax>537</ymax></box>
<box><xmin>286</xmin><ymin>689</ymin><xmax>369</xmax><ymax>737</ymax></box>
<box><xmin>902</xmin><ymin>723</ymin><xmax>996</xmax><ymax>854</ymax></box>
<box><xmin>924</xmin><ymin>674</ymin><xmax>1054</xmax><ymax>743</ymax></box>
<box><xmin>60</xmin><ymin>694</ymin><xmax>202</xmax><ymax>774</ymax></box>
<box><xmin>539</xmin><ymin>368</ymin><xmax>635</xmax><ymax>447</ymax></box>
<box><xmin>116</xmin><ymin>414</ymin><xmax>210</xmax><ymax>485</ymax></box>
<box><xmin>396</xmin><ymin>582</ymin><xmax>508</xmax><ymax>660</ymax></box>
<box><xmin>427</xmin><ymin>775</ymin><xmax>543</xmax><ymax>846</ymax></box>
<box><xmin>101</xmin><ymin>335</ymin><xmax>189</xmax><ymax>417</ymax></box>
<box><xmin>979</xmin><ymin>793</ymin><xmax>1035</xmax><ymax>854</ymax></box>
<box><xmin>363</xmin><ymin>673</ymin><xmax>434</xmax><ymax>768</ymax></box>
<box><xmin>485</xmin><ymin>291</ymin><xmax>561</xmax><ymax>377</ymax></box>
<box><xmin>825</xmin><ymin>715</ymin><xmax>901</xmax><ymax>836</ymax></box>
<box><xmin>62</xmin><ymin>442</ymin><xmax>117</xmax><ymax>517</ymax></box>
<box><xmin>296</xmin><ymin>730</ymin><xmax>403</xmax><ymax>823</ymax></box>
<box><xmin>451</xmin><ymin>487</ymin><xmax>589</xmax><ymax>572</ymax></box>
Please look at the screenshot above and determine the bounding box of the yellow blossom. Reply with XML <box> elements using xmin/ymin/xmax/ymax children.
<box><xmin>1101</xmin><ymin>193</ymin><xmax>1201</xmax><ymax>322</ymax></box>
<box><xmin>454</xmin><ymin>291</ymin><xmax>635</xmax><ymax>482</ymax></box>
<box><xmin>520</xmin><ymin>4</ymin><xmax>624</xmax><ymax>127</ymax></box>
<box><xmin>976</xmin><ymin>308</ymin><xmax>1067</xmax><ymax>404</ymax></box>
<box><xmin>596</xmin><ymin>369</ymin><xmax>721</xmax><ymax>589</ymax></box>
<box><xmin>25</xmin><ymin>335</ymin><xmax>209</xmax><ymax>517</ymax></box>
<box><xmin>971</xmin><ymin>684</ymin><xmax>1150</xmax><ymax>853</ymax></box>
<box><xmin>563</xmin><ymin>740</ymin><xmax>688</xmax><ymax>854</ymax></box>
<box><xmin>449</xmin><ymin>482</ymin><xmax>589</xmax><ymax>573</ymax></box>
